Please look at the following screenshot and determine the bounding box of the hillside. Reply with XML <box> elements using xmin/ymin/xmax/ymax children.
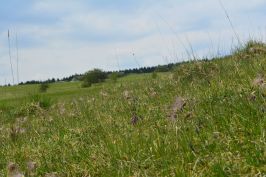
<box><xmin>0</xmin><ymin>42</ymin><xmax>266</xmax><ymax>176</ymax></box>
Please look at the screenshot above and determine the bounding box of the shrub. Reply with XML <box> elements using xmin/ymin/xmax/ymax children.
<box><xmin>82</xmin><ymin>69</ymin><xmax>107</xmax><ymax>87</ymax></box>
<box><xmin>39</xmin><ymin>83</ymin><xmax>49</xmax><ymax>93</ymax></box>
<box><xmin>17</xmin><ymin>94</ymin><xmax>53</xmax><ymax>116</ymax></box>
<box><xmin>109</xmin><ymin>72</ymin><xmax>123</xmax><ymax>83</ymax></box>
<box><xmin>30</xmin><ymin>94</ymin><xmax>53</xmax><ymax>109</ymax></box>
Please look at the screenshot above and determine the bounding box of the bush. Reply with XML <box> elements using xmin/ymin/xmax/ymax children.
<box><xmin>39</xmin><ymin>83</ymin><xmax>49</xmax><ymax>93</ymax></box>
<box><xmin>16</xmin><ymin>94</ymin><xmax>53</xmax><ymax>116</ymax></box>
<box><xmin>82</xmin><ymin>69</ymin><xmax>107</xmax><ymax>87</ymax></box>
<box><xmin>30</xmin><ymin>94</ymin><xmax>53</xmax><ymax>109</ymax></box>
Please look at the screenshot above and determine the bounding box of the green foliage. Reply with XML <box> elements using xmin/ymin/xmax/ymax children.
<box><xmin>82</xmin><ymin>69</ymin><xmax>107</xmax><ymax>87</ymax></box>
<box><xmin>39</xmin><ymin>83</ymin><xmax>49</xmax><ymax>93</ymax></box>
<box><xmin>234</xmin><ymin>40</ymin><xmax>266</xmax><ymax>57</ymax></box>
<box><xmin>0</xmin><ymin>102</ymin><xmax>11</xmax><ymax>112</ymax></box>
<box><xmin>109</xmin><ymin>72</ymin><xmax>119</xmax><ymax>83</ymax></box>
<box><xmin>29</xmin><ymin>94</ymin><xmax>53</xmax><ymax>109</ymax></box>
<box><xmin>16</xmin><ymin>95</ymin><xmax>53</xmax><ymax>116</ymax></box>
<box><xmin>155</xmin><ymin>65</ymin><xmax>170</xmax><ymax>72</ymax></box>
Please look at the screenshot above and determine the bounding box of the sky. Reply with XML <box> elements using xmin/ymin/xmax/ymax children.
<box><xmin>0</xmin><ymin>0</ymin><xmax>266</xmax><ymax>85</ymax></box>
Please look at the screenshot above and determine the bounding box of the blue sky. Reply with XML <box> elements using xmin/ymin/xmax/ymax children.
<box><xmin>0</xmin><ymin>0</ymin><xmax>266</xmax><ymax>84</ymax></box>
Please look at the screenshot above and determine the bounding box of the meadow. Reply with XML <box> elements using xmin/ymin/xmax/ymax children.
<box><xmin>0</xmin><ymin>42</ymin><xmax>265</xmax><ymax>176</ymax></box>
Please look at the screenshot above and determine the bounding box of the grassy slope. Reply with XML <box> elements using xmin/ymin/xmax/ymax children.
<box><xmin>0</xmin><ymin>44</ymin><xmax>266</xmax><ymax>176</ymax></box>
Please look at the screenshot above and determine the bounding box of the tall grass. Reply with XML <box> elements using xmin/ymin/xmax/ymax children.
<box><xmin>7</xmin><ymin>30</ymin><xmax>15</xmax><ymax>85</ymax></box>
<box><xmin>0</xmin><ymin>41</ymin><xmax>265</xmax><ymax>176</ymax></box>
<box><xmin>15</xmin><ymin>32</ymin><xmax>20</xmax><ymax>84</ymax></box>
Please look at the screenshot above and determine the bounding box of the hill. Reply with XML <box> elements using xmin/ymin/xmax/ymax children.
<box><xmin>0</xmin><ymin>41</ymin><xmax>265</xmax><ymax>176</ymax></box>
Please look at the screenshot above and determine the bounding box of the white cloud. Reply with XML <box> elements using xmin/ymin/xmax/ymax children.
<box><xmin>0</xmin><ymin>0</ymin><xmax>266</xmax><ymax>85</ymax></box>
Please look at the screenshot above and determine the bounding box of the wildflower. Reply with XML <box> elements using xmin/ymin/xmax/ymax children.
<box><xmin>7</xmin><ymin>162</ymin><xmax>24</xmax><ymax>177</ymax></box>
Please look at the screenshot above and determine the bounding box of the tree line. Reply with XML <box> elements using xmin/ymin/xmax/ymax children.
<box><xmin>16</xmin><ymin>63</ymin><xmax>179</xmax><ymax>86</ymax></box>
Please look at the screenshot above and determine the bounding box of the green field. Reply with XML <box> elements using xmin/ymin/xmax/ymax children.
<box><xmin>0</xmin><ymin>43</ymin><xmax>266</xmax><ymax>176</ymax></box>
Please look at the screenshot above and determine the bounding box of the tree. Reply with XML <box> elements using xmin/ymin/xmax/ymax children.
<box><xmin>82</xmin><ymin>69</ymin><xmax>107</xmax><ymax>87</ymax></box>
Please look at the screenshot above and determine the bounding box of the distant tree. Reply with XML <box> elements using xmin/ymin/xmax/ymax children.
<box><xmin>155</xmin><ymin>65</ymin><xmax>169</xmax><ymax>72</ymax></box>
<box><xmin>82</xmin><ymin>69</ymin><xmax>107</xmax><ymax>87</ymax></box>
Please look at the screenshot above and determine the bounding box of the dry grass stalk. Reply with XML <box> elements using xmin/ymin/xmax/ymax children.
<box><xmin>249</xmin><ymin>46</ymin><xmax>266</xmax><ymax>55</ymax></box>
<box><xmin>26</xmin><ymin>161</ymin><xmax>37</xmax><ymax>176</ymax></box>
<box><xmin>248</xmin><ymin>91</ymin><xmax>256</xmax><ymax>101</ymax></box>
<box><xmin>7</xmin><ymin>162</ymin><xmax>24</xmax><ymax>177</ymax></box>
<box><xmin>44</xmin><ymin>172</ymin><xmax>59</xmax><ymax>177</ymax></box>
<box><xmin>169</xmin><ymin>97</ymin><xmax>186</xmax><ymax>120</ymax></box>
<box><xmin>10</xmin><ymin>124</ymin><xmax>26</xmax><ymax>141</ymax></box>
<box><xmin>123</xmin><ymin>90</ymin><xmax>131</xmax><ymax>99</ymax></box>
<box><xmin>131</xmin><ymin>114</ymin><xmax>139</xmax><ymax>125</ymax></box>
<box><xmin>252</xmin><ymin>75</ymin><xmax>264</xmax><ymax>87</ymax></box>
<box><xmin>100</xmin><ymin>90</ymin><xmax>108</xmax><ymax>97</ymax></box>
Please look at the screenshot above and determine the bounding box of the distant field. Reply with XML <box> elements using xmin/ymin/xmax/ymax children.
<box><xmin>0</xmin><ymin>43</ymin><xmax>266</xmax><ymax>176</ymax></box>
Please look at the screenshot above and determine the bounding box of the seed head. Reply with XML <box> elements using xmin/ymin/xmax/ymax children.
<box><xmin>26</xmin><ymin>161</ymin><xmax>37</xmax><ymax>172</ymax></box>
<box><xmin>7</xmin><ymin>162</ymin><xmax>24</xmax><ymax>177</ymax></box>
<box><xmin>169</xmin><ymin>97</ymin><xmax>186</xmax><ymax>120</ymax></box>
<box><xmin>44</xmin><ymin>172</ymin><xmax>58</xmax><ymax>177</ymax></box>
<box><xmin>252</xmin><ymin>75</ymin><xmax>264</xmax><ymax>87</ymax></box>
<box><xmin>123</xmin><ymin>90</ymin><xmax>131</xmax><ymax>99</ymax></box>
<box><xmin>131</xmin><ymin>114</ymin><xmax>139</xmax><ymax>125</ymax></box>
